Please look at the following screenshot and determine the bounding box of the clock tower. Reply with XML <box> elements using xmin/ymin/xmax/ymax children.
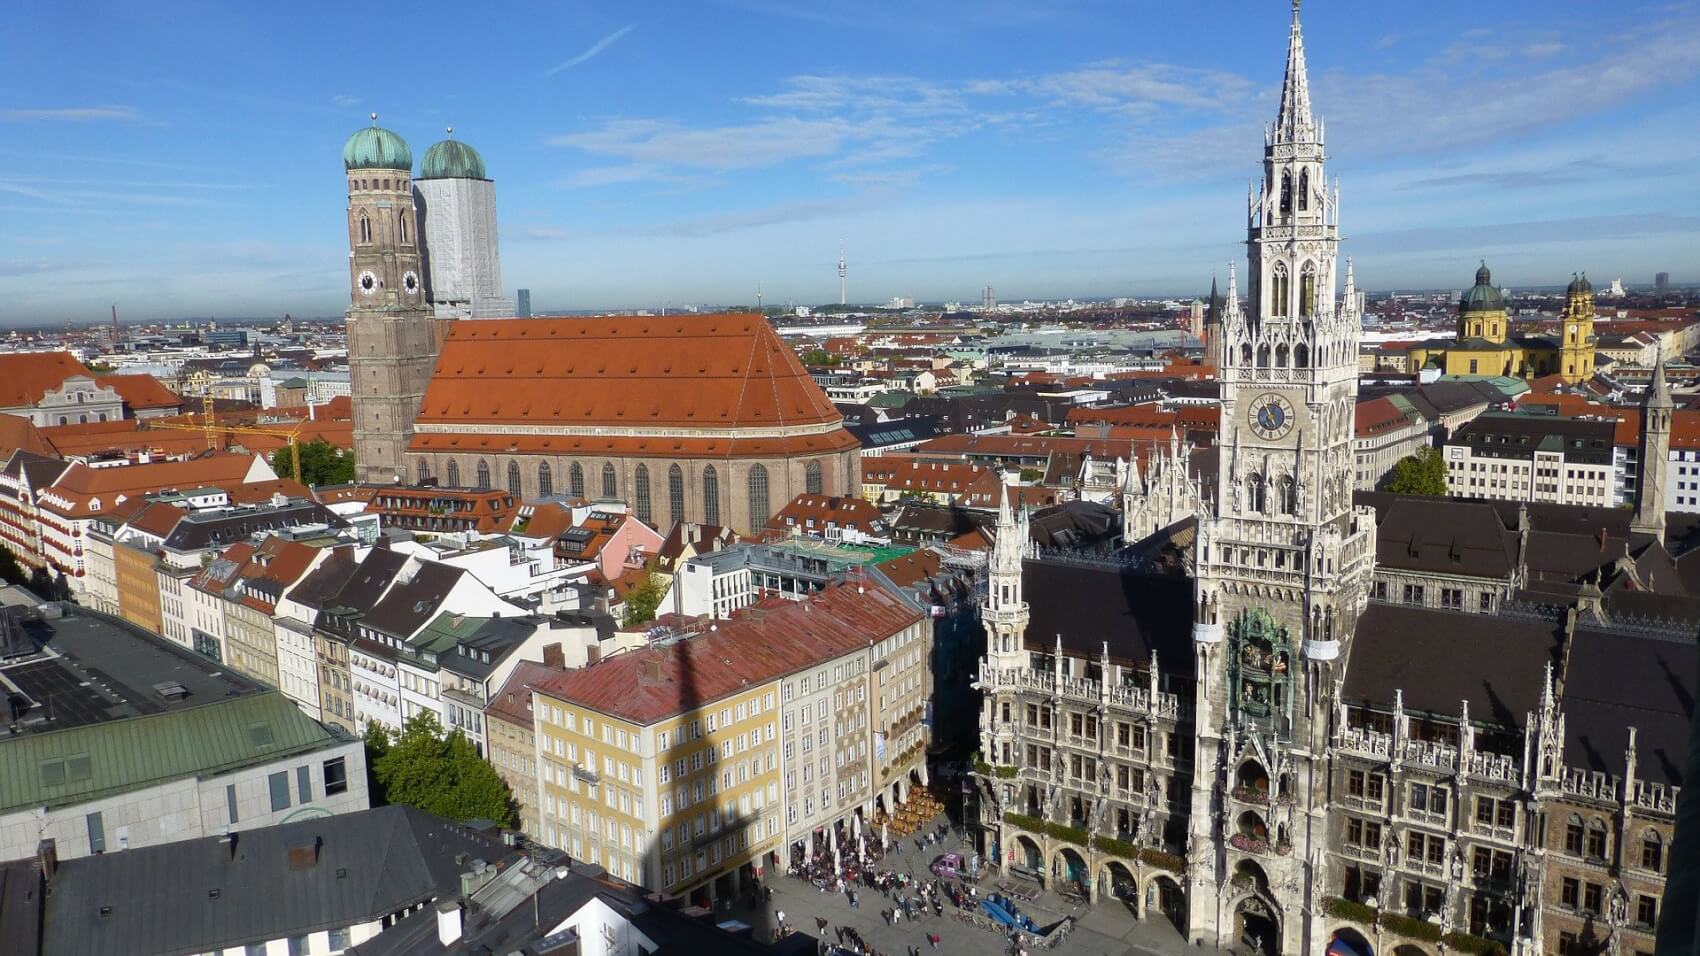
<box><xmin>342</xmin><ymin>115</ymin><xmax>443</xmax><ymax>484</ymax></box>
<box><xmin>1185</xmin><ymin>4</ymin><xmax>1378</xmax><ymax>950</ymax></box>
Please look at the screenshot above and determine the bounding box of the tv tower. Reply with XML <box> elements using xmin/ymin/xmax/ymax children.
<box><xmin>838</xmin><ymin>242</ymin><xmax>847</xmax><ymax>306</ymax></box>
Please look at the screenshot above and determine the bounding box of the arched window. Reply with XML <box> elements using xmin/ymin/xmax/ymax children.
<box><xmin>569</xmin><ymin>462</ymin><xmax>584</xmax><ymax>498</ymax></box>
<box><xmin>359</xmin><ymin>213</ymin><xmax>371</xmax><ymax>244</ymax></box>
<box><xmin>1247</xmin><ymin>475</ymin><xmax>1265</xmax><ymax>513</ymax></box>
<box><xmin>601</xmin><ymin>462</ymin><xmax>617</xmax><ymax>500</ymax></box>
<box><xmin>447</xmin><ymin>460</ymin><xmax>460</xmax><ymax>487</ymax></box>
<box><xmin>475</xmin><ymin>459</ymin><xmax>491</xmax><ymax>490</ymax></box>
<box><xmin>1299</xmin><ymin>261</ymin><xmax>1316</xmax><ymax>317</ymax></box>
<box><xmin>507</xmin><ymin>461</ymin><xmax>521</xmax><ymax>496</ymax></box>
<box><xmin>1643</xmin><ymin>830</ymin><xmax>1665</xmax><ymax>872</ymax></box>
<box><xmin>805</xmin><ymin>460</ymin><xmax>823</xmax><ymax>495</ymax></box>
<box><xmin>703</xmin><ymin>465</ymin><xmax>721</xmax><ymax>526</ymax></box>
<box><xmin>1256</xmin><ymin>344</ymin><xmax>1271</xmax><ymax>368</ymax></box>
<box><xmin>1270</xmin><ymin>262</ymin><xmax>1290</xmax><ymax>318</ymax></box>
<box><xmin>669</xmin><ymin>464</ymin><xmax>685</xmax><ymax>526</ymax></box>
<box><xmin>1275</xmin><ymin>344</ymin><xmax>1289</xmax><ymax>368</ymax></box>
<box><xmin>1564</xmin><ymin>814</ymin><xmax>1585</xmax><ymax>854</ymax></box>
<box><xmin>748</xmin><ymin>464</ymin><xmax>771</xmax><ymax>528</ymax></box>
<box><xmin>1298</xmin><ymin>169</ymin><xmax>1309</xmax><ymax>211</ymax></box>
<box><xmin>634</xmin><ymin>465</ymin><xmax>652</xmax><ymax>524</ymax></box>
<box><xmin>78</xmin><ymin>414</ymin><xmax>87</xmax><ymax>424</ymax></box>
<box><xmin>417</xmin><ymin>459</ymin><xmax>430</xmax><ymax>484</ymax></box>
<box><xmin>399</xmin><ymin>214</ymin><xmax>408</xmax><ymax>244</ymax></box>
<box><xmin>1240</xmin><ymin>344</ymin><xmax>1253</xmax><ymax>366</ymax></box>
<box><xmin>1277</xmin><ymin>476</ymin><xmax>1296</xmax><ymax>515</ymax></box>
<box><xmin>538</xmin><ymin>462</ymin><xmax>553</xmax><ymax>498</ymax></box>
<box><xmin>1586</xmin><ymin>819</ymin><xmax>1608</xmax><ymax>860</ymax></box>
<box><xmin>1293</xmin><ymin>343</ymin><xmax>1309</xmax><ymax>368</ymax></box>
<box><xmin>1279</xmin><ymin>171</ymin><xmax>1292</xmax><ymax>215</ymax></box>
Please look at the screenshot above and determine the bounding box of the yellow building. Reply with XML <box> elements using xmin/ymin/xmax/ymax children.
<box><xmin>530</xmin><ymin>584</ymin><xmax>928</xmax><ymax>907</ymax></box>
<box><xmin>1407</xmin><ymin>264</ymin><xmax>1598</xmax><ymax>383</ymax></box>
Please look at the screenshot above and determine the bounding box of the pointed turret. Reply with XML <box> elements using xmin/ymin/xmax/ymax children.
<box><xmin>1274</xmin><ymin>0</ymin><xmax>1315</xmax><ymax>143</ymax></box>
<box><xmin>1634</xmin><ymin>351</ymin><xmax>1673</xmax><ymax>542</ymax></box>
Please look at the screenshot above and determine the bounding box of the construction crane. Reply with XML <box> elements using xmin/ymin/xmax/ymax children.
<box><xmin>144</xmin><ymin>416</ymin><xmax>311</xmax><ymax>484</ymax></box>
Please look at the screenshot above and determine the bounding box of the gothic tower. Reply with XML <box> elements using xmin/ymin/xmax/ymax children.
<box><xmin>1186</xmin><ymin>4</ymin><xmax>1378</xmax><ymax>950</ymax></box>
<box><xmin>1633</xmin><ymin>351</ymin><xmax>1671</xmax><ymax>543</ymax></box>
<box><xmin>343</xmin><ymin>116</ymin><xmax>444</xmax><ymax>484</ymax></box>
<box><xmin>977</xmin><ymin>486</ymin><xmax>1029</xmax><ymax>803</ymax></box>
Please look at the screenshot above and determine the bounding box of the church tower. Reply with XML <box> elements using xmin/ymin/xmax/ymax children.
<box><xmin>343</xmin><ymin>116</ymin><xmax>443</xmax><ymax>484</ymax></box>
<box><xmin>1559</xmin><ymin>273</ymin><xmax>1598</xmax><ymax>383</ymax></box>
<box><xmin>976</xmin><ymin>485</ymin><xmax>1029</xmax><ymax>784</ymax></box>
<box><xmin>1186</xmin><ymin>4</ymin><xmax>1378</xmax><ymax>950</ymax></box>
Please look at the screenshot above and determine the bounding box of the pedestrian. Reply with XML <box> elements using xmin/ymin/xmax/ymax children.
<box><xmin>836</xmin><ymin>926</ymin><xmax>846</xmax><ymax>943</ymax></box>
<box><xmin>929</xmin><ymin>932</ymin><xmax>941</xmax><ymax>950</ymax></box>
<box><xmin>776</xmin><ymin>909</ymin><xmax>786</xmax><ymax>928</ymax></box>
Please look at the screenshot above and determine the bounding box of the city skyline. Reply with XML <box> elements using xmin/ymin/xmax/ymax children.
<box><xmin>2</xmin><ymin>0</ymin><xmax>1698</xmax><ymax>323</ymax></box>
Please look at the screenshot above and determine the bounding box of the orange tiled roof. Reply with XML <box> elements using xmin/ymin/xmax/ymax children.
<box><xmin>96</xmin><ymin>373</ymin><xmax>181</xmax><ymax>410</ymax></box>
<box><xmin>768</xmin><ymin>493</ymin><xmax>885</xmax><ymax>535</ymax></box>
<box><xmin>1354</xmin><ymin>397</ymin><xmax>1419</xmax><ymax>437</ymax></box>
<box><xmin>410</xmin><ymin>430</ymin><xmax>856</xmax><ymax>458</ymax></box>
<box><xmin>861</xmin><ymin>457</ymin><xmax>992</xmax><ymax>494</ymax></box>
<box><xmin>414</xmin><ymin>315</ymin><xmax>844</xmax><ymax>433</ymax></box>
<box><xmin>40</xmin><ymin>453</ymin><xmax>265</xmax><ymax>518</ymax></box>
<box><xmin>0</xmin><ymin>413</ymin><xmax>55</xmax><ymax>459</ymax></box>
<box><xmin>0</xmin><ymin>352</ymin><xmax>92</xmax><ymax>408</ymax></box>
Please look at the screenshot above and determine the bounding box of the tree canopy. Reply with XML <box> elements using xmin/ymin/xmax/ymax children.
<box><xmin>622</xmin><ymin>567</ymin><xmax>665</xmax><ymax>628</ymax></box>
<box><xmin>1383</xmin><ymin>446</ymin><xmax>1447</xmax><ymax>496</ymax></box>
<box><xmin>271</xmin><ymin>438</ymin><xmax>355</xmax><ymax>487</ymax></box>
<box><xmin>364</xmin><ymin>713</ymin><xmax>516</xmax><ymax>828</ymax></box>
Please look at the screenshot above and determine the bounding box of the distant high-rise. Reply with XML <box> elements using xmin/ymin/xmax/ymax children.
<box><xmin>981</xmin><ymin>286</ymin><xmax>996</xmax><ymax>310</ymax></box>
<box><xmin>1657</xmin><ymin>271</ymin><xmax>1671</xmax><ymax>292</ymax></box>
<box><xmin>838</xmin><ymin>243</ymin><xmax>847</xmax><ymax>306</ymax></box>
<box><xmin>517</xmin><ymin>288</ymin><xmax>531</xmax><ymax>318</ymax></box>
<box><xmin>415</xmin><ymin>129</ymin><xmax>514</xmax><ymax>319</ymax></box>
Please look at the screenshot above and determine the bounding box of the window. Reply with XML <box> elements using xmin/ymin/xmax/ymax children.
<box><xmin>1637</xmin><ymin>895</ymin><xmax>1658</xmax><ymax>928</ymax></box>
<box><xmin>417</xmin><ymin>459</ymin><xmax>430</xmax><ymax>483</ymax></box>
<box><xmin>602</xmin><ymin>462</ymin><xmax>618</xmax><ymax>499</ymax></box>
<box><xmin>446</xmin><ymin>460</ymin><xmax>460</xmax><ymax>487</ymax></box>
<box><xmin>1582</xmin><ymin>881</ymin><xmax>1603</xmax><ymax>915</ymax></box>
<box><xmin>87</xmin><ymin>811</ymin><xmax>105</xmax><ymax>854</ymax></box>
<box><xmin>507</xmin><ymin>461</ymin><xmax>522</xmax><ymax>496</ymax></box>
<box><xmin>226</xmin><ymin>783</ymin><xmax>240</xmax><ymax>824</ymax></box>
<box><xmin>570</xmin><ymin>462</ymin><xmax>585</xmax><ymax>498</ymax></box>
<box><xmin>1561</xmin><ymin>877</ymin><xmax>1580</xmax><ymax>908</ymax></box>
<box><xmin>669</xmin><ymin>465</ymin><xmax>685</xmax><ymax>525</ymax></box>
<box><xmin>288</xmin><ymin>937</ymin><xmax>309</xmax><ymax>956</ymax></box>
<box><xmin>806</xmin><ymin>460</ymin><xmax>823</xmax><ymax>495</ymax></box>
<box><xmin>703</xmin><ymin>466</ymin><xmax>721</xmax><ymax>525</ymax></box>
<box><xmin>634</xmin><ymin>464</ymin><xmax>652</xmax><ymax>523</ymax></box>
<box><xmin>328</xmin><ymin>927</ymin><xmax>352</xmax><ymax>950</ymax></box>
<box><xmin>297</xmin><ymin>765</ymin><xmax>312</xmax><ymax>803</ymax></box>
<box><xmin>270</xmin><ymin>771</ymin><xmax>292</xmax><ymax>812</ymax></box>
<box><xmin>538</xmin><ymin>462</ymin><xmax>553</xmax><ymax>498</ymax></box>
<box><xmin>1643</xmin><ymin>831</ymin><xmax>1664</xmax><ymax>872</ymax></box>
<box><xmin>475</xmin><ymin>459</ymin><xmax>492</xmax><ymax>490</ymax></box>
<box><xmin>1586</xmin><ymin>820</ymin><xmax>1608</xmax><ymax>860</ymax></box>
<box><xmin>323</xmin><ymin>757</ymin><xmax>348</xmax><ymax>795</ymax></box>
<box><xmin>358</xmin><ymin>213</ymin><xmax>371</xmax><ymax>243</ymax></box>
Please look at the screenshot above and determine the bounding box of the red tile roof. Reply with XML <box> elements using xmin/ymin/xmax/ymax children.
<box><xmin>861</xmin><ymin>457</ymin><xmax>993</xmax><ymax>495</ymax></box>
<box><xmin>96</xmin><ymin>373</ymin><xmax>181</xmax><ymax>410</ymax></box>
<box><xmin>768</xmin><ymin>494</ymin><xmax>885</xmax><ymax>536</ymax></box>
<box><xmin>39</xmin><ymin>453</ymin><xmax>267</xmax><ymax>518</ymax></box>
<box><xmin>1354</xmin><ymin>397</ymin><xmax>1419</xmax><ymax>438</ymax></box>
<box><xmin>535</xmin><ymin>584</ymin><xmax>923</xmax><ymax>725</ymax></box>
<box><xmin>485</xmin><ymin>660</ymin><xmax>566</xmax><ymax>728</ymax></box>
<box><xmin>0</xmin><ymin>352</ymin><xmax>92</xmax><ymax>408</ymax></box>
<box><xmin>414</xmin><ymin>314</ymin><xmax>845</xmax><ymax>433</ymax></box>
<box><xmin>0</xmin><ymin>413</ymin><xmax>55</xmax><ymax>459</ymax></box>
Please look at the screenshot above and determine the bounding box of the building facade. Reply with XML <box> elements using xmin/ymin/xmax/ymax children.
<box><xmin>414</xmin><ymin>134</ymin><xmax>514</xmax><ymax>319</ymax></box>
<box><xmin>1443</xmin><ymin>415</ymin><xmax>1618</xmax><ymax>507</ymax></box>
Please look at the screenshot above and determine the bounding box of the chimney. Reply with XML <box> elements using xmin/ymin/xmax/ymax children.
<box><xmin>642</xmin><ymin>658</ymin><xmax>663</xmax><ymax>680</ymax></box>
<box><xmin>36</xmin><ymin>838</ymin><xmax>57</xmax><ymax>882</ymax></box>
<box><xmin>586</xmin><ymin>644</ymin><xmax>601</xmax><ymax>664</ymax></box>
<box><xmin>287</xmin><ymin>837</ymin><xmax>321</xmax><ymax>870</ymax></box>
<box><xmin>542</xmin><ymin>643</ymin><xmax>565</xmax><ymax>669</ymax></box>
<box><xmin>436</xmin><ymin>899</ymin><xmax>464</xmax><ymax>946</ymax></box>
<box><xmin>220</xmin><ymin>832</ymin><xmax>238</xmax><ymax>861</ymax></box>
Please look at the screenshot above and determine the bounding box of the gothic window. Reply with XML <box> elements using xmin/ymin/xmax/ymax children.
<box><xmin>507</xmin><ymin>461</ymin><xmax>521</xmax><ymax>496</ymax></box>
<box><xmin>1256</xmin><ymin>344</ymin><xmax>1271</xmax><ymax>368</ymax></box>
<box><xmin>1643</xmin><ymin>830</ymin><xmax>1664</xmax><ymax>872</ymax></box>
<box><xmin>1279</xmin><ymin>171</ymin><xmax>1292</xmax><ymax>215</ymax></box>
<box><xmin>1270</xmin><ymin>263</ymin><xmax>1290</xmax><ymax>318</ymax></box>
<box><xmin>748</xmin><ymin>465</ymin><xmax>771</xmax><ymax>528</ymax></box>
<box><xmin>1240</xmin><ymin>344</ymin><xmax>1253</xmax><ymax>366</ymax></box>
<box><xmin>417</xmin><ymin>460</ymin><xmax>430</xmax><ymax>484</ymax></box>
<box><xmin>703</xmin><ymin>466</ymin><xmax>721</xmax><ymax>525</ymax></box>
<box><xmin>805</xmin><ymin>460</ymin><xmax>823</xmax><ymax>495</ymax></box>
<box><xmin>1275</xmin><ymin>344</ymin><xmax>1289</xmax><ymax>368</ymax></box>
<box><xmin>446</xmin><ymin>460</ymin><xmax>460</xmax><ymax>487</ymax></box>
<box><xmin>601</xmin><ymin>462</ymin><xmax>617</xmax><ymax>499</ymax></box>
<box><xmin>1300</xmin><ymin>262</ymin><xmax>1317</xmax><ymax>317</ymax></box>
<box><xmin>569</xmin><ymin>462</ymin><xmax>585</xmax><ymax>498</ymax></box>
<box><xmin>475</xmin><ymin>459</ymin><xmax>491</xmax><ymax>490</ymax></box>
<box><xmin>1298</xmin><ymin>169</ymin><xmax>1309</xmax><ymax>211</ymax></box>
<box><xmin>1247</xmin><ymin>475</ymin><xmax>1266</xmax><ymax>513</ymax></box>
<box><xmin>358</xmin><ymin>213</ymin><xmax>371</xmax><ymax>244</ymax></box>
<box><xmin>1277</xmin><ymin>476</ymin><xmax>1296</xmax><ymax>515</ymax></box>
<box><xmin>538</xmin><ymin>462</ymin><xmax>553</xmax><ymax>498</ymax></box>
<box><xmin>1293</xmin><ymin>343</ymin><xmax>1309</xmax><ymax>368</ymax></box>
<box><xmin>669</xmin><ymin>464</ymin><xmax>686</xmax><ymax>526</ymax></box>
<box><xmin>634</xmin><ymin>465</ymin><xmax>652</xmax><ymax>524</ymax></box>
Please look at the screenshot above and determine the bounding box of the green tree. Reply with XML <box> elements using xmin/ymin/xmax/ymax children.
<box><xmin>0</xmin><ymin>548</ymin><xmax>26</xmax><ymax>586</ymax></box>
<box><xmin>366</xmin><ymin>712</ymin><xmax>517</xmax><ymax>827</ymax></box>
<box><xmin>362</xmin><ymin>720</ymin><xmax>392</xmax><ymax>805</ymax></box>
<box><xmin>622</xmin><ymin>567</ymin><xmax>665</xmax><ymax>628</ymax></box>
<box><xmin>801</xmin><ymin>349</ymin><xmax>840</xmax><ymax>367</ymax></box>
<box><xmin>271</xmin><ymin>438</ymin><xmax>356</xmax><ymax>486</ymax></box>
<box><xmin>1383</xmin><ymin>446</ymin><xmax>1447</xmax><ymax>496</ymax></box>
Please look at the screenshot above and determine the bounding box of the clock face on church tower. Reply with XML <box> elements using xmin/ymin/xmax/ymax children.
<box><xmin>358</xmin><ymin>270</ymin><xmax>377</xmax><ymax>296</ymax></box>
<box><xmin>1248</xmin><ymin>393</ymin><xmax>1296</xmax><ymax>441</ymax></box>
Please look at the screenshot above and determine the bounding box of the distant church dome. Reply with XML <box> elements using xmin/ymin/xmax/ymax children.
<box><xmin>419</xmin><ymin>132</ymin><xmax>488</xmax><ymax>180</ymax></box>
<box><xmin>1568</xmin><ymin>273</ymin><xmax>1592</xmax><ymax>294</ymax></box>
<box><xmin>1459</xmin><ymin>261</ymin><xmax>1505</xmax><ymax>313</ymax></box>
<box><xmin>342</xmin><ymin>116</ymin><xmax>412</xmax><ymax>171</ymax></box>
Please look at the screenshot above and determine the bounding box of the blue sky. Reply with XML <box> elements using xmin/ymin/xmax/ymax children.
<box><xmin>2</xmin><ymin>0</ymin><xmax>1698</xmax><ymax>323</ymax></box>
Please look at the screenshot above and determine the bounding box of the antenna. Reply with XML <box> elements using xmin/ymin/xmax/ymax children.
<box><xmin>838</xmin><ymin>241</ymin><xmax>847</xmax><ymax>306</ymax></box>
<box><xmin>757</xmin><ymin>282</ymin><xmax>764</xmax><ymax>313</ymax></box>
<box><xmin>111</xmin><ymin>304</ymin><xmax>119</xmax><ymax>346</ymax></box>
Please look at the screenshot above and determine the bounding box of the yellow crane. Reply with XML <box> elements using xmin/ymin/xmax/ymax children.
<box><xmin>144</xmin><ymin>417</ymin><xmax>310</xmax><ymax>484</ymax></box>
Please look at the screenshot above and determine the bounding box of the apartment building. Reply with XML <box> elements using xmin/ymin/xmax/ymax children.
<box><xmin>1443</xmin><ymin>414</ymin><xmax>1618</xmax><ymax>507</ymax></box>
<box><xmin>531</xmin><ymin>584</ymin><xmax>929</xmax><ymax>907</ymax></box>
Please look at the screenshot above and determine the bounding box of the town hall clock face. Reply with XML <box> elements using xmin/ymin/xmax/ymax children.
<box><xmin>1249</xmin><ymin>393</ymin><xmax>1296</xmax><ymax>441</ymax></box>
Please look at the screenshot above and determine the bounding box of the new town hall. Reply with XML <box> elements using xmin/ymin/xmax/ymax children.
<box><xmin>974</xmin><ymin>5</ymin><xmax>1693</xmax><ymax>955</ymax></box>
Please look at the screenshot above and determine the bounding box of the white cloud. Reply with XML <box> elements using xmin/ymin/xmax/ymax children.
<box><xmin>331</xmin><ymin>95</ymin><xmax>359</xmax><ymax>108</ymax></box>
<box><xmin>0</xmin><ymin>105</ymin><xmax>138</xmax><ymax>122</ymax></box>
<box><xmin>551</xmin><ymin>117</ymin><xmax>870</xmax><ymax>171</ymax></box>
<box><xmin>543</xmin><ymin>23</ymin><xmax>637</xmax><ymax>77</ymax></box>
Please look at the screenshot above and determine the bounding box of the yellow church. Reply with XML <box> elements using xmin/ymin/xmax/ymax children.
<box><xmin>1407</xmin><ymin>263</ymin><xmax>1598</xmax><ymax>383</ymax></box>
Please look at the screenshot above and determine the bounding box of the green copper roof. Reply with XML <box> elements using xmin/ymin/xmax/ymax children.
<box><xmin>343</xmin><ymin>119</ymin><xmax>412</xmax><ymax>171</ymax></box>
<box><xmin>0</xmin><ymin>692</ymin><xmax>341</xmax><ymax>813</ymax></box>
<box><xmin>1459</xmin><ymin>261</ymin><xmax>1506</xmax><ymax>314</ymax></box>
<box><xmin>419</xmin><ymin>136</ymin><xmax>488</xmax><ymax>180</ymax></box>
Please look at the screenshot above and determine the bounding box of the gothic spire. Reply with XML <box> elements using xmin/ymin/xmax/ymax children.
<box><xmin>1647</xmin><ymin>349</ymin><xmax>1673</xmax><ymax>411</ymax></box>
<box><xmin>1275</xmin><ymin>0</ymin><xmax>1315</xmax><ymax>143</ymax></box>
<box><xmin>1206</xmin><ymin>275</ymin><xmax>1221</xmax><ymax>325</ymax></box>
